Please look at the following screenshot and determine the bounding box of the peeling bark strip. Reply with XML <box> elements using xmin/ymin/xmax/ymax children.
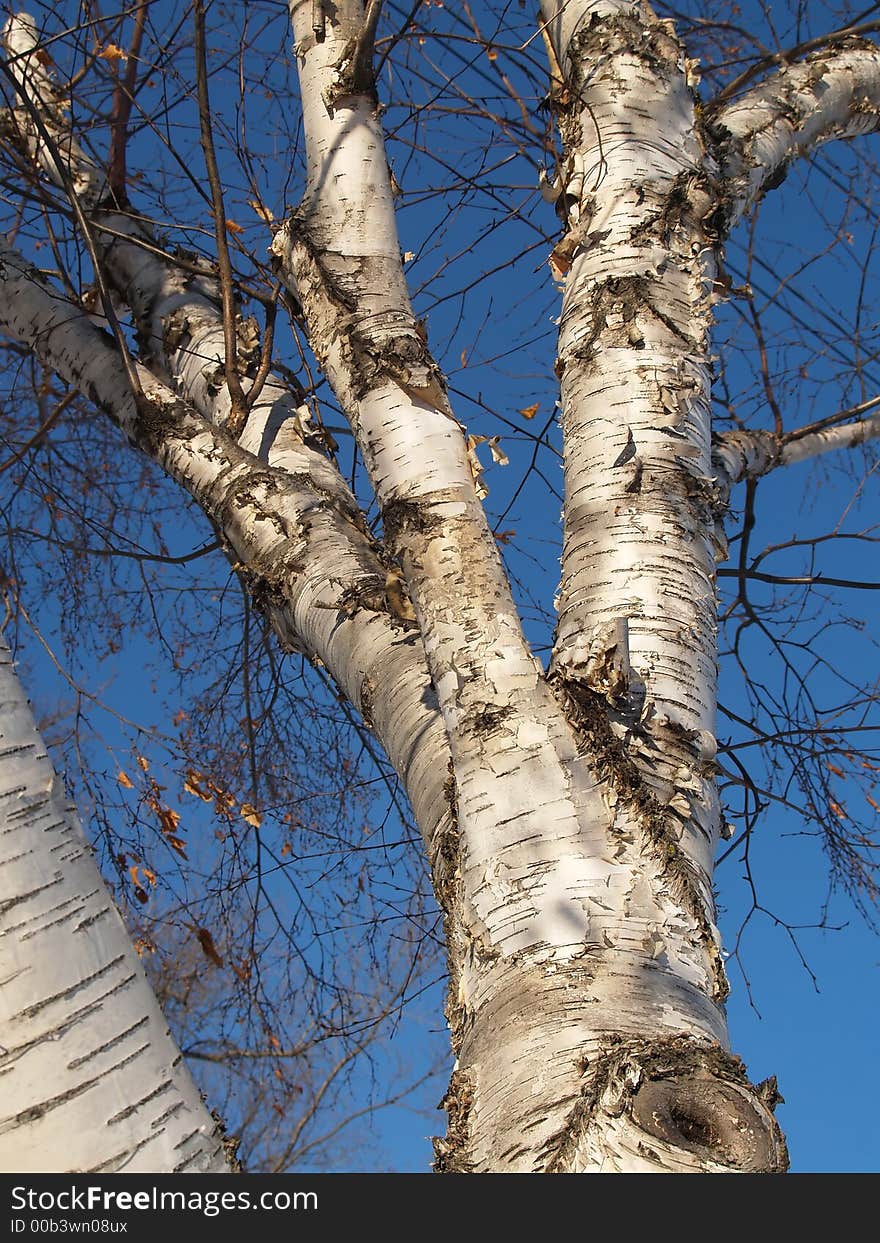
<box><xmin>0</xmin><ymin>636</ymin><xmax>229</xmax><ymax>1172</ymax></box>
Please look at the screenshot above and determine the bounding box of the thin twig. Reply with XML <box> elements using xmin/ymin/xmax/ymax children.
<box><xmin>709</xmin><ymin>17</ymin><xmax>880</xmax><ymax>110</ymax></box>
<box><xmin>0</xmin><ymin>389</ymin><xmax>75</xmax><ymax>474</ymax></box>
<box><xmin>245</xmin><ymin>291</ymin><xmax>278</xmax><ymax>411</ymax></box>
<box><xmin>108</xmin><ymin>1</ymin><xmax>149</xmax><ymax>201</ymax></box>
<box><xmin>193</xmin><ymin>0</ymin><xmax>248</xmax><ymax>435</ymax></box>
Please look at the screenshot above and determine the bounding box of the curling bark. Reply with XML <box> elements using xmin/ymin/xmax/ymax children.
<box><xmin>6</xmin><ymin>0</ymin><xmax>880</xmax><ymax>1172</ymax></box>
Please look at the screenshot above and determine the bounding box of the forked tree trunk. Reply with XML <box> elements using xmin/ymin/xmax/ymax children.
<box><xmin>10</xmin><ymin>0</ymin><xmax>880</xmax><ymax>1171</ymax></box>
<box><xmin>0</xmin><ymin>635</ymin><xmax>230</xmax><ymax>1172</ymax></box>
<box><xmin>269</xmin><ymin>0</ymin><xmax>787</xmax><ymax>1173</ymax></box>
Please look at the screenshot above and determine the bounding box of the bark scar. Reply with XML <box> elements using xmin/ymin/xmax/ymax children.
<box><xmin>541</xmin><ymin>1034</ymin><xmax>788</xmax><ymax>1173</ymax></box>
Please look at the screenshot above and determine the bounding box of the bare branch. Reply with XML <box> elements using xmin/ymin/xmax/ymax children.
<box><xmin>713</xmin><ymin>406</ymin><xmax>880</xmax><ymax>489</ymax></box>
<box><xmin>108</xmin><ymin>1</ymin><xmax>148</xmax><ymax>201</ymax></box>
<box><xmin>715</xmin><ymin>40</ymin><xmax>880</xmax><ymax>228</ymax></box>
<box><xmin>193</xmin><ymin>0</ymin><xmax>248</xmax><ymax>433</ymax></box>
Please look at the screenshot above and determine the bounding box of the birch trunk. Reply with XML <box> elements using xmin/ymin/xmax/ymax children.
<box><xmin>269</xmin><ymin>0</ymin><xmax>787</xmax><ymax>1173</ymax></box>
<box><xmin>0</xmin><ymin>635</ymin><xmax>230</xmax><ymax>1173</ymax></box>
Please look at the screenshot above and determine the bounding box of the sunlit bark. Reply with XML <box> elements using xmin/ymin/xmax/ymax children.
<box><xmin>0</xmin><ymin>634</ymin><xmax>230</xmax><ymax>1172</ymax></box>
<box><xmin>715</xmin><ymin>41</ymin><xmax>880</xmax><ymax>227</ymax></box>
<box><xmin>6</xmin><ymin>0</ymin><xmax>879</xmax><ymax>1173</ymax></box>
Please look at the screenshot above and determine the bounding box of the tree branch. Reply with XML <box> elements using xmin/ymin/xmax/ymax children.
<box><xmin>710</xmin><ymin>18</ymin><xmax>880</xmax><ymax>109</ymax></box>
<box><xmin>0</xmin><ymin>237</ymin><xmax>452</xmax><ymax>861</ymax></box>
<box><xmin>1</xmin><ymin>15</ymin><xmax>141</xmax><ymax>399</ymax></box>
<box><xmin>714</xmin><ymin>39</ymin><xmax>880</xmax><ymax>228</ymax></box>
<box><xmin>712</xmin><ymin>405</ymin><xmax>880</xmax><ymax>490</ymax></box>
<box><xmin>108</xmin><ymin>0</ymin><xmax>148</xmax><ymax>201</ymax></box>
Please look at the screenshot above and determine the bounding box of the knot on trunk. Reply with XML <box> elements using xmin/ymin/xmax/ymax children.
<box><xmin>545</xmin><ymin>1035</ymin><xmax>788</xmax><ymax>1173</ymax></box>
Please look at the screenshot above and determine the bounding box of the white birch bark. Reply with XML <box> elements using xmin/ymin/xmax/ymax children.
<box><xmin>265</xmin><ymin>0</ymin><xmax>787</xmax><ymax>1172</ymax></box>
<box><xmin>0</xmin><ymin>634</ymin><xmax>230</xmax><ymax>1173</ymax></box>
<box><xmin>0</xmin><ymin>239</ymin><xmax>450</xmax><ymax>866</ymax></box>
<box><xmin>714</xmin><ymin>42</ymin><xmax>880</xmax><ymax>228</ymax></box>
<box><xmin>712</xmin><ymin>407</ymin><xmax>880</xmax><ymax>491</ymax></box>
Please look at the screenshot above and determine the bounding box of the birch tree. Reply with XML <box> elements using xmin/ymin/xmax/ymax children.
<box><xmin>0</xmin><ymin>0</ymin><xmax>878</xmax><ymax>1173</ymax></box>
<box><xmin>0</xmin><ymin>630</ymin><xmax>232</xmax><ymax>1172</ymax></box>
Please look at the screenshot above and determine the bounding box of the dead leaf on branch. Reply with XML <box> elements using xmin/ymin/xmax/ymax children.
<box><xmin>97</xmin><ymin>43</ymin><xmax>127</xmax><ymax>64</ymax></box>
<box><xmin>240</xmin><ymin>803</ymin><xmax>262</xmax><ymax>828</ymax></box>
<box><xmin>196</xmin><ymin>927</ymin><xmax>224</xmax><ymax>968</ymax></box>
<box><xmin>184</xmin><ymin>769</ymin><xmax>213</xmax><ymax>801</ymax></box>
<box><xmin>548</xmin><ymin>245</ymin><xmax>572</xmax><ymax>281</ymax></box>
<box><xmin>247</xmin><ymin>197</ymin><xmax>274</xmax><ymax>225</ymax></box>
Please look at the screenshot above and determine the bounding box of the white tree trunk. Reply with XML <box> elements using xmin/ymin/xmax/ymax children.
<box><xmin>0</xmin><ymin>635</ymin><xmax>230</xmax><ymax>1172</ymax></box>
<box><xmin>265</xmin><ymin>0</ymin><xmax>788</xmax><ymax>1173</ymax></box>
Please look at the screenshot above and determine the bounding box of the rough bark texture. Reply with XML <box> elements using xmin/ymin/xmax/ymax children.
<box><xmin>268</xmin><ymin>0</ymin><xmax>787</xmax><ymax>1173</ymax></box>
<box><xmin>13</xmin><ymin>0</ymin><xmax>880</xmax><ymax>1171</ymax></box>
<box><xmin>0</xmin><ymin>635</ymin><xmax>231</xmax><ymax>1173</ymax></box>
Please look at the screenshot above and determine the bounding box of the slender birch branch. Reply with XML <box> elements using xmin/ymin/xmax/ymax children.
<box><xmin>1</xmin><ymin>11</ymin><xmax>104</xmax><ymax>209</ymax></box>
<box><xmin>0</xmin><ymin>15</ymin><xmax>141</xmax><ymax>399</ymax></box>
<box><xmin>783</xmin><ymin>408</ymin><xmax>880</xmax><ymax>463</ymax></box>
<box><xmin>0</xmin><ymin>14</ymin><xmax>454</xmax><ymax>853</ymax></box>
<box><xmin>712</xmin><ymin>406</ymin><xmax>880</xmax><ymax>490</ymax></box>
<box><xmin>714</xmin><ymin>40</ymin><xmax>880</xmax><ymax>228</ymax></box>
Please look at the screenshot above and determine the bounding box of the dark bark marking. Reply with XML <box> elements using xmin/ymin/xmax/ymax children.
<box><xmin>553</xmin><ymin>675</ymin><xmax>729</xmax><ymax>1000</ymax></box>
<box><xmin>542</xmin><ymin>1034</ymin><xmax>788</xmax><ymax>1173</ymax></box>
<box><xmin>433</xmin><ymin>1067</ymin><xmax>476</xmax><ymax>1173</ymax></box>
